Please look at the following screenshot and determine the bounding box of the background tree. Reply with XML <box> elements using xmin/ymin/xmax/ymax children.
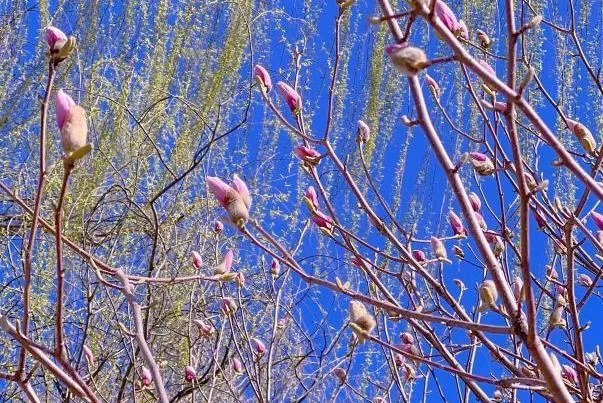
<box><xmin>0</xmin><ymin>0</ymin><xmax>601</xmax><ymax>401</ymax></box>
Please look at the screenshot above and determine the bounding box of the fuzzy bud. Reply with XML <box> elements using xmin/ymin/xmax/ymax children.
<box><xmin>386</xmin><ymin>43</ymin><xmax>428</xmax><ymax>76</ymax></box>
<box><xmin>478</xmin><ymin>280</ymin><xmax>498</xmax><ymax>312</ymax></box>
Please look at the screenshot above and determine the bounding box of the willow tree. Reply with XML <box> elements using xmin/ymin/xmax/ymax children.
<box><xmin>0</xmin><ymin>0</ymin><xmax>602</xmax><ymax>401</ymax></box>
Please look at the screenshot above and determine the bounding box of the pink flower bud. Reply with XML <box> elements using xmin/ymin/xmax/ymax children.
<box><xmin>334</xmin><ymin>367</ymin><xmax>347</xmax><ymax>383</ymax></box>
<box><xmin>399</xmin><ymin>332</ymin><xmax>414</xmax><ymax>345</ymax></box>
<box><xmin>357</xmin><ymin>120</ymin><xmax>371</xmax><ymax>144</ymax></box>
<box><xmin>556</xmin><ymin>284</ymin><xmax>566</xmax><ymax>296</ymax></box>
<box><xmin>478</xmin><ymin>60</ymin><xmax>495</xmax><ymax>76</ymax></box>
<box><xmin>448</xmin><ymin>211</ymin><xmax>465</xmax><ymax>236</ymax></box>
<box><xmin>476</xmin><ymin>29</ymin><xmax>492</xmax><ymax>48</ymax></box>
<box><xmin>184</xmin><ymin>365</ymin><xmax>197</xmax><ymax>381</ymax></box>
<box><xmin>215</xmin><ymin>250</ymin><xmax>234</xmax><ymax>275</ymax></box>
<box><xmin>276</xmin><ymin>82</ymin><xmax>302</xmax><ymax>114</ymax></box>
<box><xmin>56</xmin><ymin>89</ymin><xmax>88</xmax><ymax>155</ymax></box>
<box><xmin>434</xmin><ymin>1</ymin><xmax>459</xmax><ymax>34</ymax></box>
<box><xmin>193</xmin><ymin>319</ymin><xmax>215</xmax><ymax>337</ymax></box>
<box><xmin>430</xmin><ymin>236</ymin><xmax>447</xmax><ymax>261</ymax></box>
<box><xmin>468</xmin><ymin>192</ymin><xmax>481</xmax><ymax>212</ymax></box>
<box><xmin>469</xmin><ymin>152</ymin><xmax>495</xmax><ymax>175</ymax></box>
<box><xmin>232</xmin><ymin>357</ymin><xmax>243</xmax><ymax>374</ymax></box>
<box><xmin>206</xmin><ymin>176</ymin><xmax>251</xmax><ymax>227</ymax></box>
<box><xmin>591</xmin><ymin>211</ymin><xmax>603</xmax><ymax>230</ymax></box>
<box><xmin>270</xmin><ymin>258</ymin><xmax>280</xmax><ymax>276</ymax></box>
<box><xmin>412</xmin><ymin>249</ymin><xmax>426</xmax><ymax>262</ymax></box>
<box><xmin>141</xmin><ymin>366</ymin><xmax>152</xmax><ymax>386</ymax></box>
<box><xmin>192</xmin><ymin>251</ymin><xmax>203</xmax><ymax>270</ymax></box>
<box><xmin>236</xmin><ymin>272</ymin><xmax>245</xmax><ymax>288</ymax></box>
<box><xmin>83</xmin><ymin>345</ymin><xmax>94</xmax><ymax>365</ymax></box>
<box><xmin>452</xmin><ymin>245</ymin><xmax>464</xmax><ymax>259</ymax></box>
<box><xmin>213</xmin><ymin>220</ymin><xmax>224</xmax><ymax>233</ymax></box>
<box><xmin>45</xmin><ymin>26</ymin><xmax>68</xmax><ymax>51</ymax></box>
<box><xmin>294</xmin><ymin>145</ymin><xmax>321</xmax><ymax>164</ymax></box>
<box><xmin>254</xmin><ymin>65</ymin><xmax>272</xmax><ymax>93</ymax></box>
<box><xmin>250</xmin><ymin>337</ymin><xmax>267</xmax><ymax>355</ymax></box>
<box><xmin>577</xmin><ymin>274</ymin><xmax>592</xmax><ymax>287</ymax></box>
<box><xmin>311</xmin><ymin>210</ymin><xmax>334</xmax><ymax>232</ymax></box>
<box><xmin>457</xmin><ymin>19</ymin><xmax>468</xmax><ymax>39</ymax></box>
<box><xmin>220</xmin><ymin>297</ymin><xmax>237</xmax><ymax>314</ymax></box>
<box><xmin>561</xmin><ymin>365</ymin><xmax>578</xmax><ymax>384</ymax></box>
<box><xmin>424</xmin><ymin>74</ymin><xmax>440</xmax><ymax>98</ymax></box>
<box><xmin>305</xmin><ymin>186</ymin><xmax>319</xmax><ymax>210</ymax></box>
<box><xmin>394</xmin><ymin>353</ymin><xmax>405</xmax><ymax>367</ymax></box>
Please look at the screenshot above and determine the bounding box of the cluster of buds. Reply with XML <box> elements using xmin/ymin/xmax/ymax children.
<box><xmin>206</xmin><ymin>175</ymin><xmax>252</xmax><ymax>228</ymax></box>
<box><xmin>303</xmin><ymin>186</ymin><xmax>334</xmax><ymax>235</ymax></box>
<box><xmin>45</xmin><ymin>26</ymin><xmax>76</xmax><ymax>63</ymax></box>
<box><xmin>349</xmin><ymin>301</ymin><xmax>376</xmax><ymax>341</ymax></box>
<box><xmin>478</xmin><ymin>279</ymin><xmax>498</xmax><ymax>312</ymax></box>
<box><xmin>386</xmin><ymin>43</ymin><xmax>428</xmax><ymax>76</ymax></box>
<box><xmin>567</xmin><ymin>119</ymin><xmax>596</xmax><ymax>154</ymax></box>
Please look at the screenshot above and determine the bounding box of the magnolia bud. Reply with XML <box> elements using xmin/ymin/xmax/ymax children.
<box><xmin>185</xmin><ymin>365</ymin><xmax>197</xmax><ymax>381</ymax></box>
<box><xmin>213</xmin><ymin>220</ymin><xmax>224</xmax><ymax>233</ymax></box>
<box><xmin>349</xmin><ymin>301</ymin><xmax>376</xmax><ymax>340</ymax></box>
<box><xmin>549</xmin><ymin>306</ymin><xmax>566</xmax><ymax>329</ymax></box>
<box><xmin>194</xmin><ymin>319</ymin><xmax>215</xmax><ymax>337</ymax></box>
<box><xmin>476</xmin><ymin>29</ymin><xmax>493</xmax><ymax>49</ymax></box>
<box><xmin>276</xmin><ymin>81</ymin><xmax>302</xmax><ymax>114</ymax></box>
<box><xmin>452</xmin><ymin>245</ymin><xmax>464</xmax><ymax>259</ymax></box>
<box><xmin>357</xmin><ymin>120</ymin><xmax>371</xmax><ymax>144</ymax></box>
<box><xmin>400</xmin><ymin>332</ymin><xmax>414</xmax><ymax>345</ymax></box>
<box><xmin>254</xmin><ymin>65</ymin><xmax>272</xmax><ymax>93</ymax></box>
<box><xmin>270</xmin><ymin>258</ymin><xmax>281</xmax><ymax>276</ymax></box>
<box><xmin>468</xmin><ymin>192</ymin><xmax>481</xmax><ymax>212</ymax></box>
<box><xmin>478</xmin><ymin>280</ymin><xmax>498</xmax><ymax>312</ymax></box>
<box><xmin>469</xmin><ymin>152</ymin><xmax>495</xmax><ymax>175</ymax></box>
<box><xmin>448</xmin><ymin>211</ymin><xmax>465</xmax><ymax>236</ymax></box>
<box><xmin>294</xmin><ymin>145</ymin><xmax>321</xmax><ymax>165</ymax></box>
<box><xmin>334</xmin><ymin>367</ymin><xmax>347</xmax><ymax>383</ymax></box>
<box><xmin>250</xmin><ymin>337</ymin><xmax>267</xmax><ymax>355</ymax></box>
<box><xmin>141</xmin><ymin>366</ymin><xmax>152</xmax><ymax>386</ymax></box>
<box><xmin>215</xmin><ymin>250</ymin><xmax>233</xmax><ymax>275</ymax></box>
<box><xmin>512</xmin><ymin>277</ymin><xmax>524</xmax><ymax>303</ymax></box>
<box><xmin>591</xmin><ymin>211</ymin><xmax>603</xmax><ymax>231</ymax></box>
<box><xmin>385</xmin><ymin>43</ymin><xmax>428</xmax><ymax>76</ymax></box>
<box><xmin>236</xmin><ymin>272</ymin><xmax>245</xmax><ymax>288</ymax></box>
<box><xmin>220</xmin><ymin>297</ymin><xmax>237</xmax><ymax>314</ymax></box>
<box><xmin>232</xmin><ymin>357</ymin><xmax>243</xmax><ymax>375</ymax></box>
<box><xmin>578</xmin><ymin>273</ymin><xmax>593</xmax><ymax>287</ymax></box>
<box><xmin>412</xmin><ymin>249</ymin><xmax>426</xmax><ymax>263</ymax></box>
<box><xmin>430</xmin><ymin>236</ymin><xmax>448</xmax><ymax>262</ymax></box>
<box><xmin>83</xmin><ymin>345</ymin><xmax>94</xmax><ymax>365</ymax></box>
<box><xmin>192</xmin><ymin>251</ymin><xmax>203</xmax><ymax>270</ymax></box>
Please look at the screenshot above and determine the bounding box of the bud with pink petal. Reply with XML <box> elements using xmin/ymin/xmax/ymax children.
<box><xmin>214</xmin><ymin>220</ymin><xmax>224</xmax><ymax>233</ymax></box>
<box><xmin>434</xmin><ymin>1</ymin><xmax>459</xmax><ymax>34</ymax></box>
<box><xmin>334</xmin><ymin>367</ymin><xmax>347</xmax><ymax>383</ymax></box>
<box><xmin>430</xmin><ymin>236</ymin><xmax>448</xmax><ymax>262</ymax></box>
<box><xmin>591</xmin><ymin>211</ymin><xmax>603</xmax><ymax>230</ymax></box>
<box><xmin>412</xmin><ymin>249</ymin><xmax>426</xmax><ymax>263</ymax></box>
<box><xmin>424</xmin><ymin>74</ymin><xmax>440</xmax><ymax>98</ymax></box>
<box><xmin>254</xmin><ymin>65</ymin><xmax>272</xmax><ymax>93</ymax></box>
<box><xmin>192</xmin><ymin>251</ymin><xmax>203</xmax><ymax>270</ymax></box>
<box><xmin>311</xmin><ymin>210</ymin><xmax>334</xmax><ymax>234</ymax></box>
<box><xmin>206</xmin><ymin>175</ymin><xmax>252</xmax><ymax>228</ymax></box>
<box><xmin>141</xmin><ymin>366</ymin><xmax>152</xmax><ymax>386</ymax></box>
<box><xmin>476</xmin><ymin>29</ymin><xmax>493</xmax><ymax>49</ymax></box>
<box><xmin>304</xmin><ymin>186</ymin><xmax>320</xmax><ymax>211</ymax></box>
<box><xmin>45</xmin><ymin>26</ymin><xmax>76</xmax><ymax>61</ymax></box>
<box><xmin>561</xmin><ymin>365</ymin><xmax>578</xmax><ymax>384</ymax></box>
<box><xmin>469</xmin><ymin>152</ymin><xmax>495</xmax><ymax>175</ymax></box>
<box><xmin>448</xmin><ymin>211</ymin><xmax>465</xmax><ymax>236</ymax></box>
<box><xmin>250</xmin><ymin>337</ymin><xmax>267</xmax><ymax>355</ymax></box>
<box><xmin>512</xmin><ymin>277</ymin><xmax>524</xmax><ymax>303</ymax></box>
<box><xmin>220</xmin><ymin>297</ymin><xmax>237</xmax><ymax>314</ymax></box>
<box><xmin>400</xmin><ymin>332</ymin><xmax>414</xmax><ymax>345</ymax></box>
<box><xmin>577</xmin><ymin>274</ymin><xmax>592</xmax><ymax>287</ymax></box>
<box><xmin>185</xmin><ymin>365</ymin><xmax>197</xmax><ymax>381</ymax></box>
<box><xmin>452</xmin><ymin>245</ymin><xmax>464</xmax><ymax>259</ymax></box>
<box><xmin>294</xmin><ymin>145</ymin><xmax>321</xmax><ymax>165</ymax></box>
<box><xmin>215</xmin><ymin>250</ymin><xmax>234</xmax><ymax>275</ymax></box>
<box><xmin>468</xmin><ymin>192</ymin><xmax>481</xmax><ymax>212</ymax></box>
<box><xmin>55</xmin><ymin>89</ymin><xmax>88</xmax><ymax>157</ymax></box>
<box><xmin>194</xmin><ymin>319</ymin><xmax>215</xmax><ymax>337</ymax></box>
<box><xmin>394</xmin><ymin>353</ymin><xmax>405</xmax><ymax>367</ymax></box>
<box><xmin>276</xmin><ymin>82</ymin><xmax>302</xmax><ymax>114</ymax></box>
<box><xmin>456</xmin><ymin>20</ymin><xmax>468</xmax><ymax>40</ymax></box>
<box><xmin>270</xmin><ymin>258</ymin><xmax>281</xmax><ymax>276</ymax></box>
<box><xmin>232</xmin><ymin>357</ymin><xmax>243</xmax><ymax>375</ymax></box>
